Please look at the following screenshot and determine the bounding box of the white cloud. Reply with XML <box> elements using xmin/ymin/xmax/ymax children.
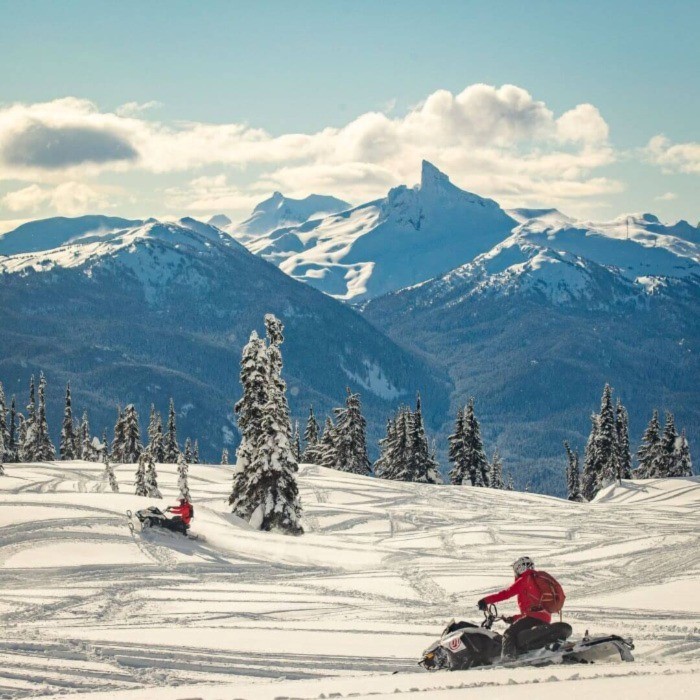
<box><xmin>655</xmin><ymin>191</ymin><xmax>678</xmax><ymax>201</ymax></box>
<box><xmin>164</xmin><ymin>174</ymin><xmax>260</xmax><ymax>213</ymax></box>
<box><xmin>645</xmin><ymin>135</ymin><xmax>700</xmax><ymax>175</ymax></box>
<box><xmin>115</xmin><ymin>100</ymin><xmax>162</xmax><ymax>117</ymax></box>
<box><xmin>0</xmin><ymin>85</ymin><xmax>625</xmax><ymax>211</ymax></box>
<box><xmin>1</xmin><ymin>181</ymin><xmax>113</xmax><ymax>216</ymax></box>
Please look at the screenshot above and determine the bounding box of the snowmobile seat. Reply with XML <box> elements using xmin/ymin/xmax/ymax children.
<box><xmin>517</xmin><ymin>621</ymin><xmax>573</xmax><ymax>653</ymax></box>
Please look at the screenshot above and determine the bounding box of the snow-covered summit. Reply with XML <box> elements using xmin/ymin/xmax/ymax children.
<box><xmin>249</xmin><ymin>161</ymin><xmax>517</xmax><ymax>300</ymax></box>
<box><xmin>227</xmin><ymin>191</ymin><xmax>351</xmax><ymax>243</ymax></box>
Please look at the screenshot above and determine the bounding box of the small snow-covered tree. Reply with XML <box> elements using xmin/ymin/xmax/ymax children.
<box><xmin>144</xmin><ymin>451</ymin><xmax>161</xmax><ymax>498</ymax></box>
<box><xmin>564</xmin><ymin>441</ymin><xmax>582</xmax><ymax>501</ymax></box>
<box><xmin>656</xmin><ymin>411</ymin><xmax>678</xmax><ymax>477</ymax></box>
<box><xmin>60</xmin><ymin>383</ymin><xmax>76</xmax><ymax>460</ymax></box>
<box><xmin>404</xmin><ymin>394</ymin><xmax>441</xmax><ymax>484</ymax></box>
<box><xmin>302</xmin><ymin>405</ymin><xmax>322</xmax><ymax>463</ymax></box>
<box><xmin>33</xmin><ymin>373</ymin><xmax>55</xmax><ymax>462</ymax></box>
<box><xmin>221</xmin><ymin>447</ymin><xmax>229</xmax><ymax>465</ymax></box>
<box><xmin>7</xmin><ymin>396</ymin><xmax>18</xmax><ymax>462</ymax></box>
<box><xmin>673</xmin><ymin>430</ymin><xmax>693</xmax><ymax>477</ymax></box>
<box><xmin>192</xmin><ymin>440</ymin><xmax>200</xmax><ymax>464</ymax></box>
<box><xmin>332</xmin><ymin>389</ymin><xmax>371</xmax><ymax>475</ymax></box>
<box><xmin>177</xmin><ymin>452</ymin><xmax>190</xmax><ymax>500</ymax></box>
<box><xmin>0</xmin><ymin>382</ymin><xmax>9</xmax><ymax>462</ymax></box>
<box><xmin>184</xmin><ymin>437</ymin><xmax>193</xmax><ymax>462</ymax></box>
<box><xmin>489</xmin><ymin>448</ymin><xmax>504</xmax><ymax>489</ymax></box>
<box><xmin>102</xmin><ymin>440</ymin><xmax>119</xmax><ymax>493</ymax></box>
<box><xmin>581</xmin><ymin>413</ymin><xmax>599</xmax><ymax>501</ymax></box>
<box><xmin>319</xmin><ymin>417</ymin><xmax>337</xmax><ymax>469</ymax></box>
<box><xmin>163</xmin><ymin>398</ymin><xmax>180</xmax><ymax>463</ymax></box>
<box><xmin>374</xmin><ymin>416</ymin><xmax>396</xmax><ymax>479</ymax></box>
<box><xmin>453</xmin><ymin>398</ymin><xmax>489</xmax><ymax>487</ymax></box>
<box><xmin>636</xmin><ymin>409</ymin><xmax>662</xmax><ymax>478</ymax></box>
<box><xmin>111</xmin><ymin>406</ymin><xmax>126</xmax><ymax>462</ymax></box>
<box><xmin>615</xmin><ymin>400</ymin><xmax>632</xmax><ymax>480</ymax></box>
<box><xmin>448</xmin><ymin>407</ymin><xmax>466</xmax><ymax>485</ymax></box>
<box><xmin>81</xmin><ymin>411</ymin><xmax>98</xmax><ymax>462</ymax></box>
<box><xmin>21</xmin><ymin>375</ymin><xmax>36</xmax><ymax>462</ymax></box>
<box><xmin>505</xmin><ymin>473</ymin><xmax>515</xmax><ymax>491</ymax></box>
<box><xmin>122</xmin><ymin>404</ymin><xmax>142</xmax><ymax>463</ymax></box>
<box><xmin>146</xmin><ymin>405</ymin><xmax>165</xmax><ymax>462</ymax></box>
<box><xmin>376</xmin><ymin>408</ymin><xmax>410</xmax><ymax>481</ymax></box>
<box><xmin>292</xmin><ymin>422</ymin><xmax>302</xmax><ymax>462</ymax></box>
<box><xmin>17</xmin><ymin>414</ymin><xmax>27</xmax><ymax>462</ymax></box>
<box><xmin>134</xmin><ymin>453</ymin><xmax>148</xmax><ymax>496</ymax></box>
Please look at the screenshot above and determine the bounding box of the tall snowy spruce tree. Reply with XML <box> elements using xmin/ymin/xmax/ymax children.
<box><xmin>595</xmin><ymin>384</ymin><xmax>620</xmax><ymax>488</ymax></box>
<box><xmin>192</xmin><ymin>440</ymin><xmax>200</xmax><ymax>464</ymax></box>
<box><xmin>81</xmin><ymin>411</ymin><xmax>98</xmax><ymax>461</ymax></box>
<box><xmin>406</xmin><ymin>394</ymin><xmax>441</xmax><ymax>484</ymax></box>
<box><xmin>674</xmin><ymin>430</ymin><xmax>693</xmax><ymax>477</ymax></box>
<box><xmin>657</xmin><ymin>411</ymin><xmax>678</xmax><ymax>478</ymax></box>
<box><xmin>184</xmin><ymin>437</ymin><xmax>193</xmax><ymax>463</ymax></box>
<box><xmin>122</xmin><ymin>404</ymin><xmax>142</xmax><ymax>463</ymax></box>
<box><xmin>292</xmin><ymin>422</ymin><xmax>302</xmax><ymax>462</ymax></box>
<box><xmin>163</xmin><ymin>399</ymin><xmax>180</xmax><ymax>462</ymax></box>
<box><xmin>111</xmin><ymin>407</ymin><xmax>126</xmax><ymax>462</ymax></box>
<box><xmin>177</xmin><ymin>452</ymin><xmax>190</xmax><ymax>500</ymax></box>
<box><xmin>302</xmin><ymin>406</ymin><xmax>322</xmax><ymax>464</ymax></box>
<box><xmin>615</xmin><ymin>400</ymin><xmax>632</xmax><ymax>480</ymax></box>
<box><xmin>449</xmin><ymin>399</ymin><xmax>488</xmax><ymax>486</ymax></box>
<box><xmin>319</xmin><ymin>417</ymin><xmax>337</xmax><ymax>469</ymax></box>
<box><xmin>26</xmin><ymin>373</ymin><xmax>56</xmax><ymax>462</ymax></box>
<box><xmin>7</xmin><ymin>396</ymin><xmax>18</xmax><ymax>462</ymax></box>
<box><xmin>332</xmin><ymin>389</ymin><xmax>371</xmax><ymax>475</ymax></box>
<box><xmin>221</xmin><ymin>448</ymin><xmax>229</xmax><ymax>465</ymax></box>
<box><xmin>0</xmin><ymin>382</ymin><xmax>8</xmax><ymax>463</ymax></box>
<box><xmin>21</xmin><ymin>375</ymin><xmax>36</xmax><ymax>462</ymax></box>
<box><xmin>636</xmin><ymin>410</ymin><xmax>662</xmax><ymax>478</ymax></box>
<box><xmin>60</xmin><ymin>383</ymin><xmax>76</xmax><ymax>460</ymax></box>
<box><xmin>229</xmin><ymin>316</ymin><xmax>303</xmax><ymax>534</ymax></box>
<box><xmin>489</xmin><ymin>449</ymin><xmax>505</xmax><ymax>490</ymax></box>
<box><xmin>147</xmin><ymin>405</ymin><xmax>165</xmax><ymax>462</ymax></box>
<box><xmin>581</xmin><ymin>413</ymin><xmax>600</xmax><ymax>501</ymax></box>
<box><xmin>564</xmin><ymin>441</ymin><xmax>582</xmax><ymax>501</ymax></box>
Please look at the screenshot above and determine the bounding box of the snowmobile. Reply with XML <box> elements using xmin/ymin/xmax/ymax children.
<box><xmin>419</xmin><ymin>604</ymin><xmax>634</xmax><ymax>671</ymax></box>
<box><xmin>127</xmin><ymin>506</ymin><xmax>197</xmax><ymax>538</ymax></box>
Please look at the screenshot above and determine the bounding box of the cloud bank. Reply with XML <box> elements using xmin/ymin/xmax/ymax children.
<box><xmin>0</xmin><ymin>84</ymin><xmax>672</xmax><ymax>219</ymax></box>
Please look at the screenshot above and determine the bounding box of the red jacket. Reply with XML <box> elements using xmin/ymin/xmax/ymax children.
<box><xmin>483</xmin><ymin>569</ymin><xmax>552</xmax><ymax>623</ymax></box>
<box><xmin>170</xmin><ymin>502</ymin><xmax>193</xmax><ymax>525</ymax></box>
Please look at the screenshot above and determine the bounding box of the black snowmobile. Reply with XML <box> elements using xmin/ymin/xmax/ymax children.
<box><xmin>127</xmin><ymin>506</ymin><xmax>189</xmax><ymax>536</ymax></box>
<box><xmin>419</xmin><ymin>604</ymin><xmax>634</xmax><ymax>671</ymax></box>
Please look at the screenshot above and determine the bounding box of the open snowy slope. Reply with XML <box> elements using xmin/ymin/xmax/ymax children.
<box><xmin>0</xmin><ymin>462</ymin><xmax>698</xmax><ymax>699</ymax></box>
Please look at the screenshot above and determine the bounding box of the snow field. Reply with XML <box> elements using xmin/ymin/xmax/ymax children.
<box><xmin>0</xmin><ymin>462</ymin><xmax>698</xmax><ymax>699</ymax></box>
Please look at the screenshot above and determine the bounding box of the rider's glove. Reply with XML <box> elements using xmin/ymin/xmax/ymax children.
<box><xmin>502</xmin><ymin>616</ymin><xmax>514</xmax><ymax>624</ymax></box>
<box><xmin>477</xmin><ymin>599</ymin><xmax>488</xmax><ymax>611</ymax></box>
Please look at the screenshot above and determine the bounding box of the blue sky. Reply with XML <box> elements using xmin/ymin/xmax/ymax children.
<box><xmin>0</xmin><ymin>0</ymin><xmax>698</xmax><ymax>228</ymax></box>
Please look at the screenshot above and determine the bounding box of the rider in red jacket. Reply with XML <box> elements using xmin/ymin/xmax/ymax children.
<box><xmin>478</xmin><ymin>556</ymin><xmax>550</xmax><ymax>660</ymax></box>
<box><xmin>164</xmin><ymin>498</ymin><xmax>193</xmax><ymax>533</ymax></box>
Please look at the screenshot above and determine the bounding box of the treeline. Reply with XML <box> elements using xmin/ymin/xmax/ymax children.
<box><xmin>0</xmin><ymin>375</ymin><xmax>204</xmax><ymax>467</ymax></box>
<box><xmin>564</xmin><ymin>384</ymin><xmax>693</xmax><ymax>501</ymax></box>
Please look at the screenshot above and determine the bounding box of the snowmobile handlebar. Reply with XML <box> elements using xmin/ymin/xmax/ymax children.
<box><xmin>481</xmin><ymin>604</ymin><xmax>510</xmax><ymax>629</ymax></box>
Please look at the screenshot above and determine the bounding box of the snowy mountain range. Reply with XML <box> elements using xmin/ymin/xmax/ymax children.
<box><xmin>0</xmin><ymin>216</ymin><xmax>447</xmax><ymax>461</ymax></box>
<box><xmin>1</xmin><ymin>163</ymin><xmax>698</xmax><ymax>491</ymax></box>
<box><xmin>211</xmin><ymin>191</ymin><xmax>351</xmax><ymax>244</ymax></box>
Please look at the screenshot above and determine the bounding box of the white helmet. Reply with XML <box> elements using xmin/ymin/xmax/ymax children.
<box><xmin>512</xmin><ymin>556</ymin><xmax>535</xmax><ymax>577</ymax></box>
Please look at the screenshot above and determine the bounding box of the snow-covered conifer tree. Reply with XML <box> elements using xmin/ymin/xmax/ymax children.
<box><xmin>101</xmin><ymin>429</ymin><xmax>109</xmax><ymax>460</ymax></box>
<box><xmin>490</xmin><ymin>448</ymin><xmax>505</xmax><ymax>489</ymax></box>
<box><xmin>319</xmin><ymin>417</ymin><xmax>337</xmax><ymax>469</ymax></box>
<box><xmin>60</xmin><ymin>383</ymin><xmax>76</xmax><ymax>460</ymax></box>
<box><xmin>615</xmin><ymin>400</ymin><xmax>632</xmax><ymax>480</ymax></box>
<box><xmin>102</xmin><ymin>440</ymin><xmax>119</xmax><ymax>493</ymax></box>
<box><xmin>302</xmin><ymin>405</ymin><xmax>321</xmax><ymax>463</ymax></box>
<box><xmin>405</xmin><ymin>395</ymin><xmax>441</xmax><ymax>483</ymax></box>
<box><xmin>111</xmin><ymin>407</ymin><xmax>126</xmax><ymax>462</ymax></box>
<box><xmin>0</xmin><ymin>382</ymin><xmax>8</xmax><ymax>462</ymax></box>
<box><xmin>235</xmin><ymin>314</ymin><xmax>303</xmax><ymax>534</ymax></box>
<box><xmin>377</xmin><ymin>409</ymin><xmax>410</xmax><ymax>481</ymax></box>
<box><xmin>146</xmin><ymin>405</ymin><xmax>164</xmax><ymax>462</ymax></box>
<box><xmin>448</xmin><ymin>407</ymin><xmax>467</xmax><ymax>485</ymax></box>
<box><xmin>184</xmin><ymin>437</ymin><xmax>193</xmax><ymax>463</ymax></box>
<box><xmin>79</xmin><ymin>411</ymin><xmax>96</xmax><ymax>461</ymax></box>
<box><xmin>192</xmin><ymin>440</ymin><xmax>200</xmax><ymax>464</ymax></box>
<box><xmin>564</xmin><ymin>441</ymin><xmax>582</xmax><ymax>501</ymax></box>
<box><xmin>657</xmin><ymin>411</ymin><xmax>678</xmax><ymax>477</ymax></box>
<box><xmin>177</xmin><ymin>452</ymin><xmax>190</xmax><ymax>500</ymax></box>
<box><xmin>20</xmin><ymin>375</ymin><xmax>37</xmax><ymax>461</ymax></box>
<box><xmin>32</xmin><ymin>373</ymin><xmax>56</xmax><ymax>462</ymax></box>
<box><xmin>374</xmin><ymin>416</ymin><xmax>395</xmax><ymax>479</ymax></box>
<box><xmin>674</xmin><ymin>430</ymin><xmax>693</xmax><ymax>477</ymax></box>
<box><xmin>292</xmin><ymin>422</ymin><xmax>302</xmax><ymax>462</ymax></box>
<box><xmin>17</xmin><ymin>414</ymin><xmax>27</xmax><ymax>462</ymax></box>
<box><xmin>505</xmin><ymin>473</ymin><xmax>515</xmax><ymax>491</ymax></box>
<box><xmin>163</xmin><ymin>398</ymin><xmax>179</xmax><ymax>462</ymax></box>
<box><xmin>595</xmin><ymin>384</ymin><xmax>619</xmax><ymax>488</ymax></box>
<box><xmin>221</xmin><ymin>447</ymin><xmax>229</xmax><ymax>465</ymax></box>
<box><xmin>7</xmin><ymin>396</ymin><xmax>17</xmax><ymax>462</ymax></box>
<box><xmin>122</xmin><ymin>404</ymin><xmax>142</xmax><ymax>463</ymax></box>
<box><xmin>454</xmin><ymin>399</ymin><xmax>488</xmax><ymax>487</ymax></box>
<box><xmin>134</xmin><ymin>453</ymin><xmax>148</xmax><ymax>496</ymax></box>
<box><xmin>636</xmin><ymin>410</ymin><xmax>662</xmax><ymax>478</ymax></box>
<box><xmin>144</xmin><ymin>452</ymin><xmax>161</xmax><ymax>498</ymax></box>
<box><xmin>581</xmin><ymin>413</ymin><xmax>599</xmax><ymax>501</ymax></box>
<box><xmin>332</xmin><ymin>389</ymin><xmax>371</xmax><ymax>475</ymax></box>
<box><xmin>228</xmin><ymin>330</ymin><xmax>268</xmax><ymax>516</ymax></box>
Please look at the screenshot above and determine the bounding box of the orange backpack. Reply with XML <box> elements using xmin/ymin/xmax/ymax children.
<box><xmin>530</xmin><ymin>571</ymin><xmax>566</xmax><ymax>614</ymax></box>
